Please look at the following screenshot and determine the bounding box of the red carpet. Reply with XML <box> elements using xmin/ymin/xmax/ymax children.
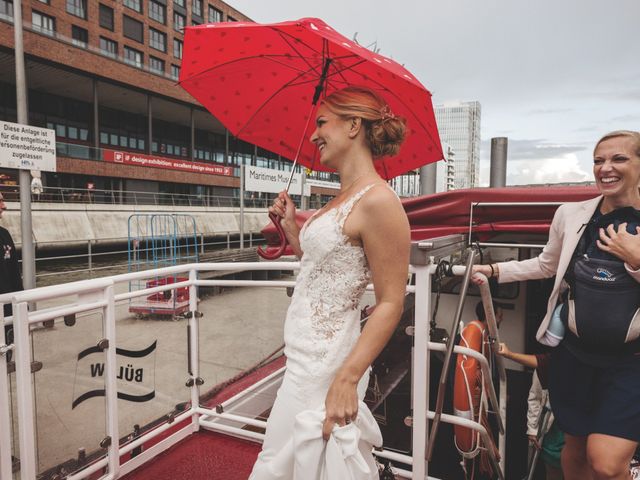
<box><xmin>121</xmin><ymin>430</ymin><xmax>260</xmax><ymax>480</ymax></box>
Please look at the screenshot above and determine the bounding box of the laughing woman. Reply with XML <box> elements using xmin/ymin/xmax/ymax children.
<box><xmin>249</xmin><ymin>86</ymin><xmax>410</xmax><ymax>479</ymax></box>
<box><xmin>473</xmin><ymin>130</ymin><xmax>640</xmax><ymax>480</ymax></box>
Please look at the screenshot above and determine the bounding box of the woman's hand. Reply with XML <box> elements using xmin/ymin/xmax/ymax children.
<box><xmin>597</xmin><ymin>223</ymin><xmax>640</xmax><ymax>269</ymax></box>
<box><xmin>269</xmin><ymin>191</ymin><xmax>296</xmax><ymax>224</ymax></box>
<box><xmin>497</xmin><ymin>342</ymin><xmax>511</xmax><ymax>358</ymax></box>
<box><xmin>322</xmin><ymin>375</ymin><xmax>359</xmax><ymax>440</ymax></box>
<box><xmin>471</xmin><ymin>264</ymin><xmax>493</xmax><ymax>285</ymax></box>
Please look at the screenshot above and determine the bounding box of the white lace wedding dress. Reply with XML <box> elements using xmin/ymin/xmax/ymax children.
<box><xmin>249</xmin><ymin>184</ymin><xmax>382</xmax><ymax>479</ymax></box>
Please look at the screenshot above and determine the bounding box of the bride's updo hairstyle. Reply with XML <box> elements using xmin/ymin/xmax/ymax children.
<box><xmin>322</xmin><ymin>86</ymin><xmax>407</xmax><ymax>157</ymax></box>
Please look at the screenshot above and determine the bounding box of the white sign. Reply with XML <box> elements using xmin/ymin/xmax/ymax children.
<box><xmin>306</xmin><ymin>178</ymin><xmax>340</xmax><ymax>190</ymax></box>
<box><xmin>0</xmin><ymin>121</ymin><xmax>56</xmax><ymax>171</ymax></box>
<box><xmin>245</xmin><ymin>165</ymin><xmax>310</xmax><ymax>196</ymax></box>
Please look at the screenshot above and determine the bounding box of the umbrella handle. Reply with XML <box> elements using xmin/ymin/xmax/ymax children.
<box><xmin>257</xmin><ymin>212</ymin><xmax>289</xmax><ymax>260</ymax></box>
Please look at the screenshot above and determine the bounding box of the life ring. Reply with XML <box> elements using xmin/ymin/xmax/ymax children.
<box><xmin>453</xmin><ymin>319</ymin><xmax>488</xmax><ymax>458</ymax></box>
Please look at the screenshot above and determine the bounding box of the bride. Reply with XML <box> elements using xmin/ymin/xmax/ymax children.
<box><xmin>250</xmin><ymin>86</ymin><xmax>411</xmax><ymax>479</ymax></box>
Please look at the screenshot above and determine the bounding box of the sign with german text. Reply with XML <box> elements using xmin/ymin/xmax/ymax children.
<box><xmin>103</xmin><ymin>150</ymin><xmax>233</xmax><ymax>176</ymax></box>
<box><xmin>72</xmin><ymin>341</ymin><xmax>157</xmax><ymax>409</ymax></box>
<box><xmin>245</xmin><ymin>165</ymin><xmax>310</xmax><ymax>196</ymax></box>
<box><xmin>0</xmin><ymin>120</ymin><xmax>56</xmax><ymax>171</ymax></box>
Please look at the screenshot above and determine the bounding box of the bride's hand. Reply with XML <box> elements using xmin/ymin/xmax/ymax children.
<box><xmin>322</xmin><ymin>376</ymin><xmax>359</xmax><ymax>440</ymax></box>
<box><xmin>268</xmin><ymin>191</ymin><xmax>296</xmax><ymax>228</ymax></box>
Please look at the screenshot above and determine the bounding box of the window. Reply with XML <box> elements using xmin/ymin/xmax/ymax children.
<box><xmin>99</xmin><ymin>4</ymin><xmax>114</xmax><ymax>30</ymax></box>
<box><xmin>149</xmin><ymin>56</ymin><xmax>165</xmax><ymax>74</ymax></box>
<box><xmin>71</xmin><ymin>25</ymin><xmax>88</xmax><ymax>48</ymax></box>
<box><xmin>208</xmin><ymin>6</ymin><xmax>221</xmax><ymax>23</ymax></box>
<box><xmin>37</xmin><ymin>0</ymin><xmax>49</xmax><ymax>3</ymax></box>
<box><xmin>174</xmin><ymin>0</ymin><xmax>185</xmax><ymax>7</ymax></box>
<box><xmin>192</xmin><ymin>0</ymin><xmax>202</xmax><ymax>17</ymax></box>
<box><xmin>149</xmin><ymin>27</ymin><xmax>166</xmax><ymax>52</ymax></box>
<box><xmin>99</xmin><ymin>36</ymin><xmax>117</xmax><ymax>58</ymax></box>
<box><xmin>66</xmin><ymin>0</ymin><xmax>87</xmax><ymax>19</ymax></box>
<box><xmin>173</xmin><ymin>11</ymin><xmax>185</xmax><ymax>31</ymax></box>
<box><xmin>124</xmin><ymin>46</ymin><xmax>143</xmax><ymax>68</ymax></box>
<box><xmin>227</xmin><ymin>15</ymin><xmax>236</xmax><ymax>22</ymax></box>
<box><xmin>123</xmin><ymin>15</ymin><xmax>143</xmax><ymax>43</ymax></box>
<box><xmin>0</xmin><ymin>0</ymin><xmax>14</xmax><ymax>22</ymax></box>
<box><xmin>170</xmin><ymin>64</ymin><xmax>180</xmax><ymax>80</ymax></box>
<box><xmin>173</xmin><ymin>38</ymin><xmax>182</xmax><ymax>59</ymax></box>
<box><xmin>32</xmin><ymin>11</ymin><xmax>55</xmax><ymax>35</ymax></box>
<box><xmin>149</xmin><ymin>0</ymin><xmax>165</xmax><ymax>24</ymax></box>
<box><xmin>123</xmin><ymin>0</ymin><xmax>142</xmax><ymax>13</ymax></box>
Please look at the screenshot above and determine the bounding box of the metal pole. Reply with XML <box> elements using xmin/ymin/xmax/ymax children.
<box><xmin>301</xmin><ymin>173</ymin><xmax>308</xmax><ymax>210</ymax></box>
<box><xmin>88</xmin><ymin>240</ymin><xmax>92</xmax><ymax>274</ymax></box>
<box><xmin>490</xmin><ymin>137</ymin><xmax>508</xmax><ymax>188</ymax></box>
<box><xmin>224</xmin><ymin>128</ymin><xmax>229</xmax><ymax>164</ymax></box>
<box><xmin>420</xmin><ymin>163</ymin><xmax>437</xmax><ymax>195</ymax></box>
<box><xmin>93</xmin><ymin>79</ymin><xmax>99</xmax><ymax>152</ymax></box>
<box><xmin>190</xmin><ymin>108</ymin><xmax>195</xmax><ymax>161</ymax></box>
<box><xmin>14</xmin><ymin>0</ymin><xmax>36</xmax><ymax>291</ymax></box>
<box><xmin>147</xmin><ymin>95</ymin><xmax>153</xmax><ymax>154</ymax></box>
<box><xmin>239</xmin><ymin>164</ymin><xmax>245</xmax><ymax>249</ymax></box>
<box><xmin>427</xmin><ymin>249</ymin><xmax>477</xmax><ymax>460</ymax></box>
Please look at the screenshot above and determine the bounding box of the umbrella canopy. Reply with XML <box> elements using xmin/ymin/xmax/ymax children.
<box><xmin>180</xmin><ymin>17</ymin><xmax>443</xmax><ymax>180</ymax></box>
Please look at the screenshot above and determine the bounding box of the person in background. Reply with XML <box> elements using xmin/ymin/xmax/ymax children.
<box><xmin>0</xmin><ymin>193</ymin><xmax>23</xmax><ymax>361</ymax></box>
<box><xmin>472</xmin><ymin>130</ymin><xmax>640</xmax><ymax>480</ymax></box>
<box><xmin>498</xmin><ymin>344</ymin><xmax>563</xmax><ymax>480</ymax></box>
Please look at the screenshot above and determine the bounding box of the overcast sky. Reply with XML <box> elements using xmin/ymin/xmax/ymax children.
<box><xmin>226</xmin><ymin>0</ymin><xmax>640</xmax><ymax>186</ymax></box>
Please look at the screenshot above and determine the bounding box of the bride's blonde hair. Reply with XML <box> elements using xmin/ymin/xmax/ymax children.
<box><xmin>322</xmin><ymin>86</ymin><xmax>407</xmax><ymax>158</ymax></box>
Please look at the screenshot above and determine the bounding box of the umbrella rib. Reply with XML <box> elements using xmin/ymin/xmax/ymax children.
<box><xmin>271</xmin><ymin>27</ymin><xmax>323</xmax><ymax>76</ymax></box>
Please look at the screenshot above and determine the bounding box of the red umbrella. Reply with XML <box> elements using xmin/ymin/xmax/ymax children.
<box><xmin>180</xmin><ymin>17</ymin><xmax>443</xmax><ymax>256</ymax></box>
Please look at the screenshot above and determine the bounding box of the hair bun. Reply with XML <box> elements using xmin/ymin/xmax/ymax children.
<box><xmin>367</xmin><ymin>116</ymin><xmax>407</xmax><ymax>157</ymax></box>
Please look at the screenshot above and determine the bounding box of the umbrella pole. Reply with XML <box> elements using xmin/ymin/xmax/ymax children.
<box><xmin>284</xmin><ymin>57</ymin><xmax>332</xmax><ymax>193</ymax></box>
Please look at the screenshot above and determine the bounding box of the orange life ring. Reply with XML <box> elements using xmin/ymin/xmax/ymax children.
<box><xmin>453</xmin><ymin>319</ymin><xmax>488</xmax><ymax>457</ymax></box>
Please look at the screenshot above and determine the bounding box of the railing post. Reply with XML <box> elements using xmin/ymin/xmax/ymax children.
<box><xmin>200</xmin><ymin>233</ymin><xmax>204</xmax><ymax>255</ymax></box>
<box><xmin>103</xmin><ymin>284</ymin><xmax>120</xmax><ymax>477</ymax></box>
<box><xmin>188</xmin><ymin>269</ymin><xmax>201</xmax><ymax>432</ymax></box>
<box><xmin>249</xmin><ymin>231</ymin><xmax>253</xmax><ymax>247</ymax></box>
<box><xmin>226</xmin><ymin>232</ymin><xmax>230</xmax><ymax>250</ymax></box>
<box><xmin>0</xmin><ymin>309</ymin><xmax>13</xmax><ymax>480</ymax></box>
<box><xmin>14</xmin><ymin>301</ymin><xmax>37</xmax><ymax>480</ymax></box>
<box><xmin>412</xmin><ymin>264</ymin><xmax>432</xmax><ymax>480</ymax></box>
<box><xmin>88</xmin><ymin>240</ymin><xmax>92</xmax><ymax>274</ymax></box>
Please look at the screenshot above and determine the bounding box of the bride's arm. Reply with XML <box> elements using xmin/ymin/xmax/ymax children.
<box><xmin>322</xmin><ymin>187</ymin><xmax>409</xmax><ymax>438</ymax></box>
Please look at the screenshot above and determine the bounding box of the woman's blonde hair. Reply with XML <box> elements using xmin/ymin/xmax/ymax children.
<box><xmin>321</xmin><ymin>86</ymin><xmax>407</xmax><ymax>157</ymax></box>
<box><xmin>594</xmin><ymin>130</ymin><xmax>640</xmax><ymax>157</ymax></box>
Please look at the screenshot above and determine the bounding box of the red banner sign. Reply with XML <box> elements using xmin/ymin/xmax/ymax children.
<box><xmin>103</xmin><ymin>150</ymin><xmax>234</xmax><ymax>177</ymax></box>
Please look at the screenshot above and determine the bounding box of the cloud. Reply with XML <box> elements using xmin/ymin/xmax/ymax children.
<box><xmin>479</xmin><ymin>139</ymin><xmax>592</xmax><ymax>186</ymax></box>
<box><xmin>507</xmin><ymin>154</ymin><xmax>592</xmax><ymax>185</ymax></box>
<box><xmin>527</xmin><ymin>108</ymin><xmax>574</xmax><ymax>115</ymax></box>
<box><xmin>481</xmin><ymin>138</ymin><xmax>588</xmax><ymax>162</ymax></box>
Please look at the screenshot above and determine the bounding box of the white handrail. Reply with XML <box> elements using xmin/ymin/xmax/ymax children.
<box><xmin>2</xmin><ymin>259</ymin><xmax>509</xmax><ymax>480</ymax></box>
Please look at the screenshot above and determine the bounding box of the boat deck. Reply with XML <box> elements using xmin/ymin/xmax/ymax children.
<box><xmin>121</xmin><ymin>431</ymin><xmax>260</xmax><ymax>480</ymax></box>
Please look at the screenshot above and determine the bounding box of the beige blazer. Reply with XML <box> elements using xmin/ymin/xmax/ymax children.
<box><xmin>497</xmin><ymin>195</ymin><xmax>640</xmax><ymax>342</ymax></box>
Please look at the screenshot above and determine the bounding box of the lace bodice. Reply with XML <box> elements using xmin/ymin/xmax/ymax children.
<box><xmin>283</xmin><ymin>184</ymin><xmax>377</xmax><ymax>398</ymax></box>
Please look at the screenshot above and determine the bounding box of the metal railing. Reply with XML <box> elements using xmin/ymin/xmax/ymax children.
<box><xmin>0</xmin><ymin>184</ymin><xmax>273</xmax><ymax>208</ymax></box>
<box><xmin>0</xmin><ymin>258</ymin><xmax>507</xmax><ymax>479</ymax></box>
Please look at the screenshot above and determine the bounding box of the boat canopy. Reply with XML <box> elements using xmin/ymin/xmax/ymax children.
<box><xmin>261</xmin><ymin>185</ymin><xmax>599</xmax><ymax>250</ymax></box>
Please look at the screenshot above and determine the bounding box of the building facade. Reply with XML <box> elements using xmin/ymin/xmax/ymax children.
<box><xmin>434</xmin><ymin>101</ymin><xmax>481</xmax><ymax>189</ymax></box>
<box><xmin>435</xmin><ymin>142</ymin><xmax>455</xmax><ymax>193</ymax></box>
<box><xmin>0</xmin><ymin>0</ymin><xmax>342</xmax><ymax>208</ymax></box>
